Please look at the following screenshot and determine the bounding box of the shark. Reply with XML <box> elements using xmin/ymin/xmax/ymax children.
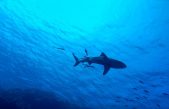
<box><xmin>72</xmin><ymin>51</ymin><xmax>127</xmax><ymax>75</ymax></box>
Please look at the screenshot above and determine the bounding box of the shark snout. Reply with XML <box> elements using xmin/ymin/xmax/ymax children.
<box><xmin>112</xmin><ymin>61</ymin><xmax>127</xmax><ymax>69</ymax></box>
<box><xmin>121</xmin><ymin>63</ymin><xmax>127</xmax><ymax>68</ymax></box>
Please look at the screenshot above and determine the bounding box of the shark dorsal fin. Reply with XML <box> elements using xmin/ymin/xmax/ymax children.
<box><xmin>103</xmin><ymin>65</ymin><xmax>110</xmax><ymax>75</ymax></box>
<box><xmin>100</xmin><ymin>52</ymin><xmax>108</xmax><ymax>58</ymax></box>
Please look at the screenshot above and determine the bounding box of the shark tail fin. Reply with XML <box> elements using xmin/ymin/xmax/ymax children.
<box><xmin>72</xmin><ymin>53</ymin><xmax>80</xmax><ymax>66</ymax></box>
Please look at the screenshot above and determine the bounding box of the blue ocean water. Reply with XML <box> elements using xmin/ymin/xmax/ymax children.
<box><xmin>0</xmin><ymin>0</ymin><xmax>169</xmax><ymax>109</ymax></box>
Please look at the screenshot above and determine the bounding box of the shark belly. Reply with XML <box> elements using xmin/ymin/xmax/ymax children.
<box><xmin>90</xmin><ymin>57</ymin><xmax>106</xmax><ymax>65</ymax></box>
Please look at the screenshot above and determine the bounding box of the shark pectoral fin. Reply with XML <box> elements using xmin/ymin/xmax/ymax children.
<box><xmin>103</xmin><ymin>65</ymin><xmax>110</xmax><ymax>75</ymax></box>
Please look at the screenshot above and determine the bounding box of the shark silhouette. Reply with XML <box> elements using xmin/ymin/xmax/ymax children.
<box><xmin>72</xmin><ymin>52</ymin><xmax>127</xmax><ymax>75</ymax></box>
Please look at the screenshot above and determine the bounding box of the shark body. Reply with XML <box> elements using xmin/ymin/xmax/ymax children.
<box><xmin>72</xmin><ymin>52</ymin><xmax>127</xmax><ymax>75</ymax></box>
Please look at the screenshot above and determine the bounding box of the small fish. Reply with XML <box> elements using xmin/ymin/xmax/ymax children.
<box><xmin>135</xmin><ymin>97</ymin><xmax>140</xmax><ymax>100</ymax></box>
<box><xmin>124</xmin><ymin>105</ymin><xmax>128</xmax><ymax>107</ymax></box>
<box><xmin>133</xmin><ymin>88</ymin><xmax>138</xmax><ymax>90</ymax></box>
<box><xmin>124</xmin><ymin>98</ymin><xmax>135</xmax><ymax>102</ymax></box>
<box><xmin>144</xmin><ymin>90</ymin><xmax>149</xmax><ymax>93</ymax></box>
<box><xmin>156</xmin><ymin>104</ymin><xmax>160</xmax><ymax>108</ymax></box>
<box><xmin>151</xmin><ymin>84</ymin><xmax>158</xmax><ymax>88</ymax></box>
<box><xmin>162</xmin><ymin>93</ymin><xmax>169</xmax><ymax>96</ymax></box>
<box><xmin>139</xmin><ymin>80</ymin><xmax>144</xmax><ymax>84</ymax></box>
<box><xmin>142</xmin><ymin>96</ymin><xmax>147</xmax><ymax>99</ymax></box>
<box><xmin>83</xmin><ymin>63</ymin><xmax>95</xmax><ymax>68</ymax></box>
<box><xmin>128</xmin><ymin>99</ymin><xmax>135</xmax><ymax>102</ymax></box>
<box><xmin>56</xmin><ymin>47</ymin><xmax>65</xmax><ymax>50</ymax></box>
<box><xmin>84</xmin><ymin>65</ymin><xmax>95</xmax><ymax>68</ymax></box>
<box><xmin>115</xmin><ymin>96</ymin><xmax>121</xmax><ymax>99</ymax></box>
<box><xmin>115</xmin><ymin>100</ymin><xmax>121</xmax><ymax>103</ymax></box>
